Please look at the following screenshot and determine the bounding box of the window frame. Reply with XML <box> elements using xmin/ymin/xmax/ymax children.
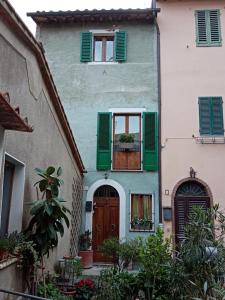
<box><xmin>112</xmin><ymin>113</ymin><xmax>142</xmax><ymax>171</ymax></box>
<box><xmin>195</xmin><ymin>9</ymin><xmax>222</xmax><ymax>47</ymax></box>
<box><xmin>198</xmin><ymin>96</ymin><xmax>224</xmax><ymax>136</ymax></box>
<box><xmin>129</xmin><ymin>193</ymin><xmax>154</xmax><ymax>232</ymax></box>
<box><xmin>93</xmin><ymin>35</ymin><xmax>114</xmax><ymax>63</ymax></box>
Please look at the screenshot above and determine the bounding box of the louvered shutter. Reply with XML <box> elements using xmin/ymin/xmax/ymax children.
<box><xmin>209</xmin><ymin>10</ymin><xmax>221</xmax><ymax>45</ymax></box>
<box><xmin>143</xmin><ymin>112</ymin><xmax>158</xmax><ymax>171</ymax></box>
<box><xmin>199</xmin><ymin>97</ymin><xmax>211</xmax><ymax>135</ymax></box>
<box><xmin>211</xmin><ymin>97</ymin><xmax>224</xmax><ymax>135</ymax></box>
<box><xmin>97</xmin><ymin>113</ymin><xmax>112</xmax><ymax>170</ymax></box>
<box><xmin>175</xmin><ymin>197</ymin><xmax>210</xmax><ymax>243</ymax></box>
<box><xmin>115</xmin><ymin>31</ymin><xmax>127</xmax><ymax>62</ymax></box>
<box><xmin>175</xmin><ymin>198</ymin><xmax>186</xmax><ymax>243</ymax></box>
<box><xmin>80</xmin><ymin>32</ymin><xmax>92</xmax><ymax>62</ymax></box>
<box><xmin>196</xmin><ymin>11</ymin><xmax>208</xmax><ymax>45</ymax></box>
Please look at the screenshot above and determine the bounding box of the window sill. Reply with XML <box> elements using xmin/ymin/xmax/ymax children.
<box><xmin>195</xmin><ymin>136</ymin><xmax>225</xmax><ymax>144</ymax></box>
<box><xmin>0</xmin><ymin>257</ymin><xmax>17</xmax><ymax>270</ymax></box>
<box><xmin>87</xmin><ymin>62</ymin><xmax>119</xmax><ymax>65</ymax></box>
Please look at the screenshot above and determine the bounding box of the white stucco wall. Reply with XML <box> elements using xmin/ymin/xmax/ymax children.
<box><xmin>157</xmin><ymin>0</ymin><xmax>225</xmax><ymax>238</ymax></box>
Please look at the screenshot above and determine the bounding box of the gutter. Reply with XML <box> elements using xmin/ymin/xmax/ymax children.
<box><xmin>152</xmin><ymin>0</ymin><xmax>162</xmax><ymax>223</ymax></box>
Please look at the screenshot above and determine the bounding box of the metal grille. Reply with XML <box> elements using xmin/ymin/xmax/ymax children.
<box><xmin>70</xmin><ymin>176</ymin><xmax>83</xmax><ymax>256</ymax></box>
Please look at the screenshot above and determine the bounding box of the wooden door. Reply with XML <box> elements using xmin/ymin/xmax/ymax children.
<box><xmin>175</xmin><ymin>196</ymin><xmax>210</xmax><ymax>244</ymax></box>
<box><xmin>92</xmin><ymin>194</ymin><xmax>119</xmax><ymax>263</ymax></box>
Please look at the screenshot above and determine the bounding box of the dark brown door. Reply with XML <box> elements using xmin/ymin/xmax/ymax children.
<box><xmin>92</xmin><ymin>186</ymin><xmax>119</xmax><ymax>263</ymax></box>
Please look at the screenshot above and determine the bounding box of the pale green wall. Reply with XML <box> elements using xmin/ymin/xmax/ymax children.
<box><xmin>39</xmin><ymin>21</ymin><xmax>159</xmax><ymax>237</ymax></box>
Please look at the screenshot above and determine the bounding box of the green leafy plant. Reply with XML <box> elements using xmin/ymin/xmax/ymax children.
<box><xmin>118</xmin><ymin>133</ymin><xmax>135</xmax><ymax>143</ymax></box>
<box><xmin>25</xmin><ymin>166</ymin><xmax>70</xmax><ymax>257</ymax></box>
<box><xmin>79</xmin><ymin>230</ymin><xmax>92</xmax><ymax>251</ymax></box>
<box><xmin>37</xmin><ymin>282</ymin><xmax>72</xmax><ymax>300</ymax></box>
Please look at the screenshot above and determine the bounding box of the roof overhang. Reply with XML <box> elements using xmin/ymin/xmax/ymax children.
<box><xmin>0</xmin><ymin>92</ymin><xmax>33</xmax><ymax>132</ymax></box>
<box><xmin>27</xmin><ymin>8</ymin><xmax>161</xmax><ymax>24</ymax></box>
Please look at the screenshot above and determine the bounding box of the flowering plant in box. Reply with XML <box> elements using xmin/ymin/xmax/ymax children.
<box><xmin>74</xmin><ymin>278</ymin><xmax>95</xmax><ymax>300</ymax></box>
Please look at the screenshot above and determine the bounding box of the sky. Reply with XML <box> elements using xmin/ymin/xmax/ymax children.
<box><xmin>9</xmin><ymin>0</ymin><xmax>152</xmax><ymax>35</ymax></box>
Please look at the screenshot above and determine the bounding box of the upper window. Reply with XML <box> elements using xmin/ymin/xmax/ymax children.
<box><xmin>113</xmin><ymin>114</ymin><xmax>141</xmax><ymax>170</ymax></box>
<box><xmin>96</xmin><ymin>112</ymin><xmax>158</xmax><ymax>172</ymax></box>
<box><xmin>199</xmin><ymin>97</ymin><xmax>224</xmax><ymax>136</ymax></box>
<box><xmin>195</xmin><ymin>10</ymin><xmax>222</xmax><ymax>47</ymax></box>
<box><xmin>80</xmin><ymin>31</ymin><xmax>127</xmax><ymax>63</ymax></box>
<box><xmin>94</xmin><ymin>36</ymin><xmax>114</xmax><ymax>62</ymax></box>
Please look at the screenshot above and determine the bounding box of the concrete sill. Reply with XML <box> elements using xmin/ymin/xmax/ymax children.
<box><xmin>0</xmin><ymin>257</ymin><xmax>17</xmax><ymax>270</ymax></box>
<box><xmin>111</xmin><ymin>170</ymin><xmax>143</xmax><ymax>173</ymax></box>
<box><xmin>87</xmin><ymin>62</ymin><xmax>119</xmax><ymax>65</ymax></box>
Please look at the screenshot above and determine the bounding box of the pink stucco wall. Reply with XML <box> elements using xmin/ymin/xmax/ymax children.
<box><xmin>157</xmin><ymin>0</ymin><xmax>225</xmax><ymax>238</ymax></box>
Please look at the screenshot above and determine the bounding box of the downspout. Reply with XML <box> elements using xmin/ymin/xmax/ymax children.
<box><xmin>152</xmin><ymin>0</ymin><xmax>162</xmax><ymax>224</ymax></box>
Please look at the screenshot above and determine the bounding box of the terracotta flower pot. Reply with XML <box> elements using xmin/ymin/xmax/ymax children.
<box><xmin>79</xmin><ymin>250</ymin><xmax>93</xmax><ymax>269</ymax></box>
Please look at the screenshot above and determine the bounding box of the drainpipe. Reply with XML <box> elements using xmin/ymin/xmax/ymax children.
<box><xmin>152</xmin><ymin>0</ymin><xmax>162</xmax><ymax>224</ymax></box>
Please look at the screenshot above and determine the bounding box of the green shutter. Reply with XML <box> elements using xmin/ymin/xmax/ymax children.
<box><xmin>196</xmin><ymin>10</ymin><xmax>221</xmax><ymax>46</ymax></box>
<box><xmin>80</xmin><ymin>32</ymin><xmax>92</xmax><ymax>62</ymax></box>
<box><xmin>97</xmin><ymin>112</ymin><xmax>112</xmax><ymax>170</ymax></box>
<box><xmin>115</xmin><ymin>31</ymin><xmax>127</xmax><ymax>62</ymax></box>
<box><xmin>143</xmin><ymin>112</ymin><xmax>158</xmax><ymax>171</ymax></box>
<box><xmin>199</xmin><ymin>97</ymin><xmax>211</xmax><ymax>135</ymax></box>
<box><xmin>211</xmin><ymin>97</ymin><xmax>224</xmax><ymax>135</ymax></box>
<box><xmin>209</xmin><ymin>10</ymin><xmax>221</xmax><ymax>45</ymax></box>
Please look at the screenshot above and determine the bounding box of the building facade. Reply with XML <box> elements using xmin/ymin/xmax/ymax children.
<box><xmin>29</xmin><ymin>9</ymin><xmax>160</xmax><ymax>263</ymax></box>
<box><xmin>0</xmin><ymin>0</ymin><xmax>84</xmax><ymax>294</ymax></box>
<box><xmin>157</xmin><ymin>0</ymin><xmax>225</xmax><ymax>242</ymax></box>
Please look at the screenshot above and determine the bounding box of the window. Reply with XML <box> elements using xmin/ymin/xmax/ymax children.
<box><xmin>96</xmin><ymin>112</ymin><xmax>158</xmax><ymax>171</ymax></box>
<box><xmin>199</xmin><ymin>97</ymin><xmax>224</xmax><ymax>136</ymax></box>
<box><xmin>113</xmin><ymin>114</ymin><xmax>141</xmax><ymax>170</ymax></box>
<box><xmin>0</xmin><ymin>154</ymin><xmax>25</xmax><ymax>236</ymax></box>
<box><xmin>94</xmin><ymin>36</ymin><xmax>114</xmax><ymax>62</ymax></box>
<box><xmin>130</xmin><ymin>194</ymin><xmax>153</xmax><ymax>231</ymax></box>
<box><xmin>80</xmin><ymin>31</ymin><xmax>127</xmax><ymax>62</ymax></box>
<box><xmin>195</xmin><ymin>10</ymin><xmax>221</xmax><ymax>47</ymax></box>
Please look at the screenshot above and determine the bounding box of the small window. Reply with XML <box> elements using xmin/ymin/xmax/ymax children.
<box><xmin>199</xmin><ymin>97</ymin><xmax>224</xmax><ymax>136</ymax></box>
<box><xmin>195</xmin><ymin>10</ymin><xmax>222</xmax><ymax>47</ymax></box>
<box><xmin>113</xmin><ymin>114</ymin><xmax>141</xmax><ymax>170</ymax></box>
<box><xmin>130</xmin><ymin>194</ymin><xmax>153</xmax><ymax>231</ymax></box>
<box><xmin>94</xmin><ymin>36</ymin><xmax>114</xmax><ymax>62</ymax></box>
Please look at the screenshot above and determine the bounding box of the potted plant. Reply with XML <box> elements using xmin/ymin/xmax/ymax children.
<box><xmin>0</xmin><ymin>236</ymin><xmax>9</xmax><ymax>261</ymax></box>
<box><xmin>118</xmin><ymin>133</ymin><xmax>135</xmax><ymax>150</ymax></box>
<box><xmin>79</xmin><ymin>230</ymin><xmax>93</xmax><ymax>269</ymax></box>
<box><xmin>74</xmin><ymin>278</ymin><xmax>95</xmax><ymax>300</ymax></box>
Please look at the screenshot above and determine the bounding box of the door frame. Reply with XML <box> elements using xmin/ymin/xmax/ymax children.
<box><xmin>85</xmin><ymin>179</ymin><xmax>126</xmax><ymax>240</ymax></box>
<box><xmin>171</xmin><ymin>177</ymin><xmax>213</xmax><ymax>245</ymax></box>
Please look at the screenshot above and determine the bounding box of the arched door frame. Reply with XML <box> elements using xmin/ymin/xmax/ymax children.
<box><xmin>171</xmin><ymin>177</ymin><xmax>213</xmax><ymax>244</ymax></box>
<box><xmin>85</xmin><ymin>179</ymin><xmax>126</xmax><ymax>240</ymax></box>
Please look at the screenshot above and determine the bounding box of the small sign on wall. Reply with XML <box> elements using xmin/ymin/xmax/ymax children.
<box><xmin>85</xmin><ymin>201</ymin><xmax>92</xmax><ymax>212</ymax></box>
<box><xmin>163</xmin><ymin>207</ymin><xmax>172</xmax><ymax>221</ymax></box>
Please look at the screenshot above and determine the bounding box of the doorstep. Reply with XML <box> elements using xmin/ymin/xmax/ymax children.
<box><xmin>82</xmin><ymin>264</ymin><xmax>112</xmax><ymax>277</ymax></box>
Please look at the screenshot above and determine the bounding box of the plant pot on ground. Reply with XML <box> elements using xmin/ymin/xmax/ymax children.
<box><xmin>79</xmin><ymin>230</ymin><xmax>93</xmax><ymax>269</ymax></box>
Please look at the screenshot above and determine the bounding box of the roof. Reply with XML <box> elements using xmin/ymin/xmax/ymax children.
<box><xmin>0</xmin><ymin>92</ymin><xmax>33</xmax><ymax>132</ymax></box>
<box><xmin>27</xmin><ymin>8</ymin><xmax>160</xmax><ymax>24</ymax></box>
<box><xmin>0</xmin><ymin>0</ymin><xmax>85</xmax><ymax>174</ymax></box>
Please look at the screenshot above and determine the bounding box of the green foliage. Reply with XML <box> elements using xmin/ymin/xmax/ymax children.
<box><xmin>101</xmin><ymin>237</ymin><xmax>141</xmax><ymax>270</ymax></box>
<box><xmin>25</xmin><ymin>166</ymin><xmax>70</xmax><ymax>257</ymax></box>
<box><xmin>118</xmin><ymin>133</ymin><xmax>135</xmax><ymax>143</ymax></box>
<box><xmin>64</xmin><ymin>257</ymin><xmax>82</xmax><ymax>279</ymax></box>
<box><xmin>97</xmin><ymin>267</ymin><xmax>142</xmax><ymax>300</ymax></box>
<box><xmin>79</xmin><ymin>230</ymin><xmax>92</xmax><ymax>251</ymax></box>
<box><xmin>37</xmin><ymin>282</ymin><xmax>72</xmax><ymax>300</ymax></box>
<box><xmin>74</xmin><ymin>278</ymin><xmax>95</xmax><ymax>300</ymax></box>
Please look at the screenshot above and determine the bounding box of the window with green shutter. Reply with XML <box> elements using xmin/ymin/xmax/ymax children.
<box><xmin>80</xmin><ymin>32</ymin><xmax>93</xmax><ymax>62</ymax></box>
<box><xmin>195</xmin><ymin>10</ymin><xmax>222</xmax><ymax>47</ymax></box>
<box><xmin>96</xmin><ymin>112</ymin><xmax>112</xmax><ymax>170</ymax></box>
<box><xmin>143</xmin><ymin>112</ymin><xmax>158</xmax><ymax>171</ymax></box>
<box><xmin>81</xmin><ymin>31</ymin><xmax>127</xmax><ymax>63</ymax></box>
<box><xmin>199</xmin><ymin>97</ymin><xmax>224</xmax><ymax>135</ymax></box>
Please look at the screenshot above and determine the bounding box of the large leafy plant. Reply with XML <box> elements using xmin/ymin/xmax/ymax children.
<box><xmin>26</xmin><ymin>166</ymin><xmax>70</xmax><ymax>257</ymax></box>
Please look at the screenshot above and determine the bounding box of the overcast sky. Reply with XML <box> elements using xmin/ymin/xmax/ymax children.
<box><xmin>9</xmin><ymin>0</ymin><xmax>152</xmax><ymax>35</ymax></box>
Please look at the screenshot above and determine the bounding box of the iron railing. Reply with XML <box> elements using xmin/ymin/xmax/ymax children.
<box><xmin>0</xmin><ymin>288</ymin><xmax>49</xmax><ymax>300</ymax></box>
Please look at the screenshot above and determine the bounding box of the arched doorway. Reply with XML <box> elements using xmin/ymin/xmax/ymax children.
<box><xmin>174</xmin><ymin>180</ymin><xmax>211</xmax><ymax>244</ymax></box>
<box><xmin>92</xmin><ymin>185</ymin><xmax>119</xmax><ymax>263</ymax></box>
